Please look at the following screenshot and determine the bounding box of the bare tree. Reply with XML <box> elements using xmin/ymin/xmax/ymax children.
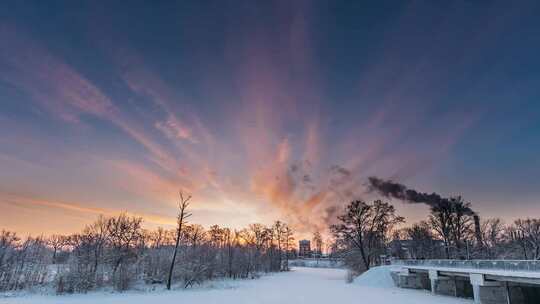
<box><xmin>106</xmin><ymin>214</ymin><xmax>143</xmax><ymax>271</ymax></box>
<box><xmin>331</xmin><ymin>200</ymin><xmax>404</xmax><ymax>271</ymax></box>
<box><xmin>480</xmin><ymin>218</ymin><xmax>506</xmax><ymax>259</ymax></box>
<box><xmin>514</xmin><ymin>218</ymin><xmax>540</xmax><ymax>260</ymax></box>
<box><xmin>0</xmin><ymin>230</ymin><xmax>19</xmax><ymax>270</ymax></box>
<box><xmin>84</xmin><ymin>215</ymin><xmax>109</xmax><ymax>274</ymax></box>
<box><xmin>403</xmin><ymin>221</ymin><xmax>439</xmax><ymax>259</ymax></box>
<box><xmin>183</xmin><ymin>224</ymin><xmax>205</xmax><ymax>247</ymax></box>
<box><xmin>282</xmin><ymin>225</ymin><xmax>294</xmax><ymax>271</ymax></box>
<box><xmin>273</xmin><ymin>221</ymin><xmax>284</xmax><ymax>271</ymax></box>
<box><xmin>47</xmin><ymin>234</ymin><xmax>66</xmax><ymax>264</ymax></box>
<box><xmin>507</xmin><ymin>224</ymin><xmax>529</xmax><ymax>259</ymax></box>
<box><xmin>105</xmin><ymin>213</ymin><xmax>143</xmax><ymax>290</ymax></box>
<box><xmin>429</xmin><ymin>199</ymin><xmax>455</xmax><ymax>259</ymax></box>
<box><xmin>167</xmin><ymin>191</ymin><xmax>192</xmax><ymax>290</ymax></box>
<box><xmin>312</xmin><ymin>231</ymin><xmax>323</xmax><ymax>256</ymax></box>
<box><xmin>224</xmin><ymin>228</ymin><xmax>238</xmax><ymax>278</ymax></box>
<box><xmin>448</xmin><ymin>198</ymin><xmax>473</xmax><ymax>258</ymax></box>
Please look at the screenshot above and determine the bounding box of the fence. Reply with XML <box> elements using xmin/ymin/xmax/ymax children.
<box><xmin>392</xmin><ymin>259</ymin><xmax>540</xmax><ymax>272</ymax></box>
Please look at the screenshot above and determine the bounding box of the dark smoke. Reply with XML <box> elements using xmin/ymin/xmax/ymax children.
<box><xmin>367</xmin><ymin>176</ymin><xmax>475</xmax><ymax>215</ymax></box>
<box><xmin>368</xmin><ymin>176</ymin><xmax>484</xmax><ymax>246</ymax></box>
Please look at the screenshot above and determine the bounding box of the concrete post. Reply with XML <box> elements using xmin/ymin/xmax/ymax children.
<box><xmin>429</xmin><ymin>270</ymin><xmax>438</xmax><ymax>294</ymax></box>
<box><xmin>470</xmin><ymin>273</ymin><xmax>508</xmax><ymax>304</ymax></box>
<box><xmin>472</xmin><ymin>284</ymin><xmax>481</xmax><ymax>304</ymax></box>
<box><xmin>430</xmin><ymin>279</ymin><xmax>437</xmax><ymax>294</ymax></box>
<box><xmin>505</xmin><ymin>282</ymin><xmax>511</xmax><ymax>304</ymax></box>
<box><xmin>471</xmin><ymin>273</ymin><xmax>484</xmax><ymax>304</ymax></box>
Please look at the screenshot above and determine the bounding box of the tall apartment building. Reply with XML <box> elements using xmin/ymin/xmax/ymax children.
<box><xmin>298</xmin><ymin>239</ymin><xmax>311</xmax><ymax>257</ymax></box>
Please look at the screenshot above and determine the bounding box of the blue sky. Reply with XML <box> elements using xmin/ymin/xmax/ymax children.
<box><xmin>1</xmin><ymin>1</ymin><xmax>540</xmax><ymax>235</ymax></box>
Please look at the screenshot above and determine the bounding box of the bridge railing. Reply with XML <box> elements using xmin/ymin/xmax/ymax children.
<box><xmin>392</xmin><ymin>259</ymin><xmax>540</xmax><ymax>273</ymax></box>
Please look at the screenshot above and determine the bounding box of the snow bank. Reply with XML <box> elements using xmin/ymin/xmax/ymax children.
<box><xmin>1</xmin><ymin>267</ymin><xmax>470</xmax><ymax>304</ymax></box>
<box><xmin>353</xmin><ymin>265</ymin><xmax>398</xmax><ymax>288</ymax></box>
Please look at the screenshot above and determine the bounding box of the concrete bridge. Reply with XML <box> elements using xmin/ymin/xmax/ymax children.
<box><xmin>390</xmin><ymin>260</ymin><xmax>540</xmax><ymax>304</ymax></box>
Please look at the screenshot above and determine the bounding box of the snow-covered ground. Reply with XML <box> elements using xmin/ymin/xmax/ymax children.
<box><xmin>0</xmin><ymin>267</ymin><xmax>472</xmax><ymax>304</ymax></box>
<box><xmin>353</xmin><ymin>265</ymin><xmax>398</xmax><ymax>288</ymax></box>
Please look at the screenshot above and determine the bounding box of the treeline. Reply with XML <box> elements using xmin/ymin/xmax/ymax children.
<box><xmin>330</xmin><ymin>198</ymin><xmax>540</xmax><ymax>273</ymax></box>
<box><xmin>391</xmin><ymin>216</ymin><xmax>540</xmax><ymax>261</ymax></box>
<box><xmin>0</xmin><ymin>214</ymin><xmax>294</xmax><ymax>293</ymax></box>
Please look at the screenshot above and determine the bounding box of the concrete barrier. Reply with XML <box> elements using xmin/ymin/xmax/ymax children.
<box><xmin>391</xmin><ymin>269</ymin><xmax>430</xmax><ymax>290</ymax></box>
<box><xmin>394</xmin><ymin>260</ymin><xmax>540</xmax><ymax>304</ymax></box>
<box><xmin>391</xmin><ymin>260</ymin><xmax>540</xmax><ymax>303</ymax></box>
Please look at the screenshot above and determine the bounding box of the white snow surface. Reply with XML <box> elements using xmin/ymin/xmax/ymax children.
<box><xmin>353</xmin><ymin>265</ymin><xmax>399</xmax><ymax>288</ymax></box>
<box><xmin>0</xmin><ymin>267</ymin><xmax>471</xmax><ymax>304</ymax></box>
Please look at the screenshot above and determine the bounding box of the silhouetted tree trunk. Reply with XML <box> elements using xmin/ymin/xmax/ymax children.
<box><xmin>283</xmin><ymin>225</ymin><xmax>294</xmax><ymax>271</ymax></box>
<box><xmin>167</xmin><ymin>191</ymin><xmax>192</xmax><ymax>290</ymax></box>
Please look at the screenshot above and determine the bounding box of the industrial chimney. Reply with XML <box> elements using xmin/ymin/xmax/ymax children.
<box><xmin>473</xmin><ymin>215</ymin><xmax>483</xmax><ymax>247</ymax></box>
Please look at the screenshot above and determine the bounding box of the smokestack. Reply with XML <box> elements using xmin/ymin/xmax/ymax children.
<box><xmin>473</xmin><ymin>215</ymin><xmax>483</xmax><ymax>247</ymax></box>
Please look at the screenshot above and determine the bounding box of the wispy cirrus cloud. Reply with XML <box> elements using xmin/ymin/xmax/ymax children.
<box><xmin>0</xmin><ymin>24</ymin><xmax>186</xmax><ymax>177</ymax></box>
<box><xmin>0</xmin><ymin>24</ymin><xmax>113</xmax><ymax>122</ymax></box>
<box><xmin>0</xmin><ymin>192</ymin><xmax>176</xmax><ymax>229</ymax></box>
<box><xmin>155</xmin><ymin>115</ymin><xmax>195</xmax><ymax>142</ymax></box>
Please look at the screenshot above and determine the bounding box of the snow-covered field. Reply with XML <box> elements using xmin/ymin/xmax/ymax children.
<box><xmin>1</xmin><ymin>267</ymin><xmax>472</xmax><ymax>304</ymax></box>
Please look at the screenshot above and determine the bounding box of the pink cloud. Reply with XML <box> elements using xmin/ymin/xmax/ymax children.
<box><xmin>155</xmin><ymin>114</ymin><xmax>195</xmax><ymax>142</ymax></box>
<box><xmin>0</xmin><ymin>25</ymin><xmax>187</xmax><ymax>176</ymax></box>
<box><xmin>0</xmin><ymin>192</ymin><xmax>176</xmax><ymax>229</ymax></box>
<box><xmin>0</xmin><ymin>25</ymin><xmax>113</xmax><ymax>122</ymax></box>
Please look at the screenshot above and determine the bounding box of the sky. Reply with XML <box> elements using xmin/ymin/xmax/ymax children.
<box><xmin>1</xmin><ymin>1</ymin><xmax>540</xmax><ymax>237</ymax></box>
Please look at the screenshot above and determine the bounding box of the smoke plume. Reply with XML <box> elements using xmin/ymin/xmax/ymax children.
<box><xmin>367</xmin><ymin>176</ymin><xmax>475</xmax><ymax>215</ymax></box>
<box><xmin>368</xmin><ymin>176</ymin><xmax>484</xmax><ymax>246</ymax></box>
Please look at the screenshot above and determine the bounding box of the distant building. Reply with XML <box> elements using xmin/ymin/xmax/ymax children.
<box><xmin>298</xmin><ymin>240</ymin><xmax>311</xmax><ymax>257</ymax></box>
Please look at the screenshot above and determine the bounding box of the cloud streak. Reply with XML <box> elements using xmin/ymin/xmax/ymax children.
<box><xmin>0</xmin><ymin>193</ymin><xmax>176</xmax><ymax>229</ymax></box>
